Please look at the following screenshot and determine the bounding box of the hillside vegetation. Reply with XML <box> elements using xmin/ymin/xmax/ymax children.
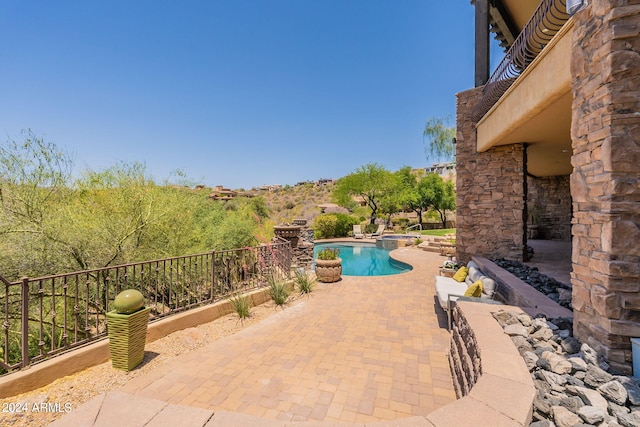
<box><xmin>0</xmin><ymin>134</ymin><xmax>454</xmax><ymax>281</ymax></box>
<box><xmin>0</xmin><ymin>134</ymin><xmax>272</xmax><ymax>281</ymax></box>
<box><xmin>257</xmin><ymin>182</ymin><xmax>338</xmax><ymax>225</ymax></box>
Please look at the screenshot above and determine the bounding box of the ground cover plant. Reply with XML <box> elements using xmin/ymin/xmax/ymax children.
<box><xmin>294</xmin><ymin>269</ymin><xmax>313</xmax><ymax>294</ymax></box>
<box><xmin>267</xmin><ymin>277</ymin><xmax>290</xmax><ymax>307</ymax></box>
<box><xmin>228</xmin><ymin>293</ymin><xmax>252</xmax><ymax>322</ymax></box>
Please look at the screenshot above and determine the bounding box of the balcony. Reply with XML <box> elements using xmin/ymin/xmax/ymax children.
<box><xmin>473</xmin><ymin>0</ymin><xmax>573</xmax><ymax>177</ymax></box>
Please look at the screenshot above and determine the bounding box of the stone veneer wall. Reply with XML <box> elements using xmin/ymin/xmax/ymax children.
<box><xmin>570</xmin><ymin>1</ymin><xmax>640</xmax><ymax>374</ymax></box>
<box><xmin>448</xmin><ymin>305</ymin><xmax>481</xmax><ymax>398</ymax></box>
<box><xmin>527</xmin><ymin>175</ymin><xmax>572</xmax><ymax>241</ymax></box>
<box><xmin>456</xmin><ymin>87</ymin><xmax>527</xmax><ymax>263</ymax></box>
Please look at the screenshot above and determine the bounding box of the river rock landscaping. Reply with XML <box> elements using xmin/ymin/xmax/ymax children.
<box><xmin>491</xmin><ymin>257</ymin><xmax>573</xmax><ymax>311</ymax></box>
<box><xmin>492</xmin><ymin>310</ymin><xmax>640</xmax><ymax>427</ymax></box>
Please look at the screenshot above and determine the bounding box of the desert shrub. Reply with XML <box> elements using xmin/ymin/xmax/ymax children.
<box><xmin>316</xmin><ymin>247</ymin><xmax>340</xmax><ymax>260</ymax></box>
<box><xmin>294</xmin><ymin>269</ymin><xmax>313</xmax><ymax>294</ymax></box>
<box><xmin>229</xmin><ymin>293</ymin><xmax>252</xmax><ymax>321</ymax></box>
<box><xmin>313</xmin><ymin>213</ymin><xmax>358</xmax><ymax>239</ymax></box>
<box><xmin>324</xmin><ymin>206</ymin><xmax>349</xmax><ymax>215</ymax></box>
<box><xmin>392</xmin><ymin>217</ymin><xmax>410</xmax><ymax>228</ymax></box>
<box><xmin>268</xmin><ymin>277</ymin><xmax>290</xmax><ymax>306</ymax></box>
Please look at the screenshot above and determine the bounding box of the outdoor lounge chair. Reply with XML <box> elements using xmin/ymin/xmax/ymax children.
<box><xmin>370</xmin><ymin>224</ymin><xmax>385</xmax><ymax>237</ymax></box>
<box><xmin>353</xmin><ymin>225</ymin><xmax>364</xmax><ymax>239</ymax></box>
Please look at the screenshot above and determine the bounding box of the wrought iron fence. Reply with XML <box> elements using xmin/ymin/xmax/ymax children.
<box><xmin>0</xmin><ymin>240</ymin><xmax>291</xmax><ymax>375</ymax></box>
<box><xmin>471</xmin><ymin>0</ymin><xmax>570</xmax><ymax>122</ymax></box>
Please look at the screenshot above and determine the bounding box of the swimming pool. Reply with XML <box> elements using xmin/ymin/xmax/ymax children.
<box><xmin>313</xmin><ymin>242</ymin><xmax>412</xmax><ymax>276</ymax></box>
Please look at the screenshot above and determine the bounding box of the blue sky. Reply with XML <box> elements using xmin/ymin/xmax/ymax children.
<box><xmin>1</xmin><ymin>1</ymin><xmax>482</xmax><ymax>189</ymax></box>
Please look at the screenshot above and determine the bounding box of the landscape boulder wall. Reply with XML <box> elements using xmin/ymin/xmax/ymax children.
<box><xmin>493</xmin><ymin>308</ymin><xmax>640</xmax><ymax>426</ymax></box>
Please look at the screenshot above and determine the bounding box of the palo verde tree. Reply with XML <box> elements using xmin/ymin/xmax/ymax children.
<box><xmin>0</xmin><ymin>130</ymin><xmax>74</xmax><ymax>278</ymax></box>
<box><xmin>58</xmin><ymin>161</ymin><xmax>163</xmax><ymax>270</ymax></box>
<box><xmin>333</xmin><ymin>163</ymin><xmax>393</xmax><ymax>224</ymax></box>
<box><xmin>0</xmin><ymin>131</ymin><xmax>270</xmax><ymax>280</ymax></box>
<box><xmin>423</xmin><ymin>116</ymin><xmax>456</xmax><ymax>163</ymax></box>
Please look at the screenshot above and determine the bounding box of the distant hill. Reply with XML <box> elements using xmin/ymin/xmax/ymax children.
<box><xmin>257</xmin><ymin>182</ymin><xmax>339</xmax><ymax>225</ymax></box>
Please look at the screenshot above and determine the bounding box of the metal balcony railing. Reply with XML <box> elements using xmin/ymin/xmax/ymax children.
<box><xmin>472</xmin><ymin>0</ymin><xmax>570</xmax><ymax>122</ymax></box>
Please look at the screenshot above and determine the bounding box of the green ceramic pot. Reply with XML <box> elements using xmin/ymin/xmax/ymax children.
<box><xmin>113</xmin><ymin>289</ymin><xmax>144</xmax><ymax>314</ymax></box>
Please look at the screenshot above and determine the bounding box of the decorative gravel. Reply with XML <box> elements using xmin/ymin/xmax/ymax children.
<box><xmin>1</xmin><ymin>295</ymin><xmax>306</xmax><ymax>427</ymax></box>
<box><xmin>491</xmin><ymin>257</ymin><xmax>573</xmax><ymax>310</ymax></box>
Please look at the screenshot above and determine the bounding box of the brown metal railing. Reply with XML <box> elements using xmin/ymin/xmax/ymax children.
<box><xmin>0</xmin><ymin>240</ymin><xmax>291</xmax><ymax>375</ymax></box>
<box><xmin>472</xmin><ymin>0</ymin><xmax>570</xmax><ymax>122</ymax></box>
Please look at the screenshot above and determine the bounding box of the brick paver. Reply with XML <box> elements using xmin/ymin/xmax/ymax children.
<box><xmin>120</xmin><ymin>247</ymin><xmax>455</xmax><ymax>424</ymax></box>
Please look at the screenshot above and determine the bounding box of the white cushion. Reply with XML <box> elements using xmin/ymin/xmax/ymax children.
<box><xmin>435</xmin><ymin>276</ymin><xmax>469</xmax><ymax>310</ymax></box>
<box><xmin>468</xmin><ymin>267</ymin><xmax>483</xmax><ymax>283</ymax></box>
<box><xmin>480</xmin><ymin>276</ymin><xmax>496</xmax><ymax>298</ymax></box>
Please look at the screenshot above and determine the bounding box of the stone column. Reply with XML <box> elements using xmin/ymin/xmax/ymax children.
<box><xmin>456</xmin><ymin>87</ymin><xmax>527</xmax><ymax>263</ymax></box>
<box><xmin>570</xmin><ymin>1</ymin><xmax>640</xmax><ymax>374</ymax></box>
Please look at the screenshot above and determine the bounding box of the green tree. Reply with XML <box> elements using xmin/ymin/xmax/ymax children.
<box><xmin>379</xmin><ymin>167</ymin><xmax>415</xmax><ymax>226</ymax></box>
<box><xmin>59</xmin><ymin>162</ymin><xmax>161</xmax><ymax>270</ymax></box>
<box><xmin>393</xmin><ymin>167</ymin><xmax>429</xmax><ymax>224</ymax></box>
<box><xmin>420</xmin><ymin>173</ymin><xmax>456</xmax><ymax>228</ymax></box>
<box><xmin>250</xmin><ymin>196</ymin><xmax>270</xmax><ymax>220</ymax></box>
<box><xmin>333</xmin><ymin>163</ymin><xmax>393</xmax><ymax>224</ymax></box>
<box><xmin>0</xmin><ymin>131</ymin><xmax>74</xmax><ymax>277</ymax></box>
<box><xmin>423</xmin><ymin>116</ymin><xmax>456</xmax><ymax>162</ymax></box>
<box><xmin>0</xmin><ymin>132</ymin><xmax>271</xmax><ymax>279</ymax></box>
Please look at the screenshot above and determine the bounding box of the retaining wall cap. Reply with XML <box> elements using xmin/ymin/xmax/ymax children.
<box><xmin>451</xmin><ymin>301</ymin><xmax>536</xmax><ymax>426</ymax></box>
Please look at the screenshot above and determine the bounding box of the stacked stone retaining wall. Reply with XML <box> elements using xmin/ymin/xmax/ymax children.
<box><xmin>429</xmin><ymin>301</ymin><xmax>536</xmax><ymax>426</ymax></box>
<box><xmin>448</xmin><ymin>305</ymin><xmax>482</xmax><ymax>398</ymax></box>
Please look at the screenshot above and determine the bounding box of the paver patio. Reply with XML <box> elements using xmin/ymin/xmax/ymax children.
<box><xmin>52</xmin><ymin>247</ymin><xmax>456</xmax><ymax>425</ymax></box>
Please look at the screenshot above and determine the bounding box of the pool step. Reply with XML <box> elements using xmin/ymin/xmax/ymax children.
<box><xmin>418</xmin><ymin>235</ymin><xmax>456</xmax><ymax>255</ymax></box>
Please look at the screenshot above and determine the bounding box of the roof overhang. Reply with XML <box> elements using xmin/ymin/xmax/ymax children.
<box><xmin>475</xmin><ymin>20</ymin><xmax>574</xmax><ymax>177</ymax></box>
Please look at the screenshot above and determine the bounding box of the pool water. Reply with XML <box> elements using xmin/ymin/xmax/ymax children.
<box><xmin>314</xmin><ymin>243</ymin><xmax>412</xmax><ymax>276</ymax></box>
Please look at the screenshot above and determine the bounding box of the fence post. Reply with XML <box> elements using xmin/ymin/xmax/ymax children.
<box><xmin>21</xmin><ymin>277</ymin><xmax>30</xmax><ymax>369</ymax></box>
<box><xmin>211</xmin><ymin>251</ymin><xmax>216</xmax><ymax>302</ymax></box>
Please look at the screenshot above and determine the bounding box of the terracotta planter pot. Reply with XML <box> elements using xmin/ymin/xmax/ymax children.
<box><xmin>315</xmin><ymin>258</ymin><xmax>342</xmax><ymax>283</ymax></box>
